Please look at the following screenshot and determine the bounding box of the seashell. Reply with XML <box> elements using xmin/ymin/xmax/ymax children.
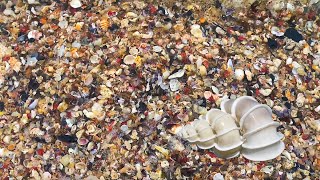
<box><xmin>28</xmin><ymin>99</ymin><xmax>39</xmax><ymax>109</ymax></box>
<box><xmin>169</xmin><ymin>79</ymin><xmax>180</xmax><ymax>92</ymax></box>
<box><xmin>282</xmin><ymin>150</ymin><xmax>292</xmax><ymax>160</ymax></box>
<box><xmin>87</xmin><ymin>142</ymin><xmax>94</xmax><ymax>151</ymax></box>
<box><xmin>190</xmin><ymin>24</ymin><xmax>203</xmax><ymax>38</ymax></box>
<box><xmin>28</xmin><ymin>30</ymin><xmax>42</xmax><ymax>40</ymax></box>
<box><xmin>244</xmin><ymin>70</ymin><xmax>253</xmax><ymax>81</ymax></box>
<box><xmin>273</xmin><ymin>58</ymin><xmax>282</xmax><ymax>68</ymax></box>
<box><xmin>170</xmin><ymin>124</ymin><xmax>183</xmax><ymax>135</ymax></box>
<box><xmin>82</xmin><ymin>73</ymin><xmax>93</xmax><ymax>86</ymax></box>
<box><xmin>86</xmin><ymin>124</ymin><xmax>96</xmax><ymax>134</ymax></box>
<box><xmin>42</xmin><ymin>172</ymin><xmax>52</xmax><ymax>180</ymax></box>
<box><xmin>3</xmin><ymin>9</ymin><xmax>16</xmax><ymax>17</ymax></box>
<box><xmin>123</xmin><ymin>55</ymin><xmax>135</xmax><ymax>65</ymax></box>
<box><xmin>259</xmin><ymin>88</ymin><xmax>272</xmax><ymax>96</ymax></box>
<box><xmin>213</xmin><ymin>173</ymin><xmax>224</xmax><ymax>180</ymax></box>
<box><xmin>242</xmin><ymin>122</ymin><xmax>283</xmax><ymax>149</ymax></box>
<box><xmin>234</xmin><ymin>69</ymin><xmax>244</xmax><ymax>81</ymax></box>
<box><xmin>173</xmin><ymin>23</ymin><xmax>184</xmax><ymax>32</ymax></box>
<box><xmin>153</xmin><ymin>46</ymin><xmax>163</xmax><ymax>53</ymax></box>
<box><xmin>58</xmin><ymin>20</ymin><xmax>68</xmax><ymax>29</ymax></box>
<box><xmin>242</xmin><ymin>141</ymin><xmax>285</xmax><ymax>162</ymax></box>
<box><xmin>227</xmin><ymin>59</ymin><xmax>234</xmax><ymax>70</ymax></box>
<box><xmin>203</xmin><ymin>91</ymin><xmax>212</xmax><ymax>99</ymax></box>
<box><xmin>168</xmin><ymin>69</ymin><xmax>185</xmax><ymax>79</ymax></box>
<box><xmin>229</xmin><ymin>96</ymin><xmax>284</xmax><ymax>161</ymax></box>
<box><xmin>296</xmin><ymin>93</ymin><xmax>305</xmax><ymax>107</ymax></box>
<box><xmin>129</xmin><ymin>47</ymin><xmax>139</xmax><ymax>55</ymax></box>
<box><xmin>3</xmin><ymin>135</ymin><xmax>11</xmax><ymax>144</ymax></box>
<box><xmin>90</xmin><ymin>55</ymin><xmax>99</xmax><ymax>64</ymax></box>
<box><xmin>60</xmin><ymin>155</ymin><xmax>72</xmax><ymax>166</ymax></box>
<box><xmin>126</xmin><ymin>12</ymin><xmax>138</xmax><ymax>18</ymax></box>
<box><xmin>192</xmin><ymin>120</ymin><xmax>215</xmax><ymax>149</ymax></box>
<box><xmin>315</xmin><ymin>105</ymin><xmax>320</xmax><ymax>113</ymax></box>
<box><xmin>261</xmin><ymin>165</ymin><xmax>274</xmax><ymax>174</ymax></box>
<box><xmin>215</xmin><ymin>27</ymin><xmax>226</xmax><ymax>35</ymax></box>
<box><xmin>198</xmin><ymin>65</ymin><xmax>207</xmax><ymax>76</ymax></box>
<box><xmin>99</xmin><ymin>17</ymin><xmax>110</xmax><ymax>30</ymax></box>
<box><xmin>302</xmin><ymin>45</ymin><xmax>311</xmax><ymax>55</ymax></box>
<box><xmin>77</xmin><ymin>138</ymin><xmax>89</xmax><ymax>146</ymax></box>
<box><xmin>69</xmin><ymin>0</ymin><xmax>82</xmax><ymax>8</ymax></box>
<box><xmin>204</xmin><ymin>109</ymin><xmax>243</xmax><ymax>157</ymax></box>
<box><xmin>75</xmin><ymin>162</ymin><xmax>87</xmax><ymax>171</ymax></box>
<box><xmin>286</xmin><ymin>57</ymin><xmax>293</xmax><ymax>65</ymax></box>
<box><xmin>271</xmin><ymin>26</ymin><xmax>284</xmax><ymax>36</ymax></box>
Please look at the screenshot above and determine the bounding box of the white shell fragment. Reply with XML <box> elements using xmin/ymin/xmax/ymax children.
<box><xmin>271</xmin><ymin>26</ymin><xmax>284</xmax><ymax>36</ymax></box>
<box><xmin>234</xmin><ymin>69</ymin><xmax>244</xmax><ymax>81</ymax></box>
<box><xmin>168</xmin><ymin>69</ymin><xmax>185</xmax><ymax>79</ymax></box>
<box><xmin>190</xmin><ymin>24</ymin><xmax>203</xmax><ymax>38</ymax></box>
<box><xmin>123</xmin><ymin>55</ymin><xmax>135</xmax><ymax>65</ymax></box>
<box><xmin>169</xmin><ymin>79</ymin><xmax>180</xmax><ymax>91</ymax></box>
<box><xmin>153</xmin><ymin>46</ymin><xmax>163</xmax><ymax>53</ymax></box>
<box><xmin>259</xmin><ymin>88</ymin><xmax>273</xmax><ymax>96</ymax></box>
<box><xmin>70</xmin><ymin>0</ymin><xmax>82</xmax><ymax>8</ymax></box>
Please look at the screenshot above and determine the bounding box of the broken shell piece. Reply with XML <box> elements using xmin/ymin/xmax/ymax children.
<box><xmin>296</xmin><ymin>93</ymin><xmax>305</xmax><ymax>107</ymax></box>
<box><xmin>168</xmin><ymin>69</ymin><xmax>185</xmax><ymax>79</ymax></box>
<box><xmin>259</xmin><ymin>88</ymin><xmax>273</xmax><ymax>96</ymax></box>
<box><xmin>234</xmin><ymin>69</ymin><xmax>244</xmax><ymax>81</ymax></box>
<box><xmin>271</xmin><ymin>26</ymin><xmax>284</xmax><ymax>36</ymax></box>
<box><xmin>153</xmin><ymin>46</ymin><xmax>163</xmax><ymax>53</ymax></box>
<box><xmin>198</xmin><ymin>65</ymin><xmax>207</xmax><ymax>76</ymax></box>
<box><xmin>123</xmin><ymin>55</ymin><xmax>135</xmax><ymax>65</ymax></box>
<box><xmin>203</xmin><ymin>91</ymin><xmax>212</xmax><ymax>99</ymax></box>
<box><xmin>70</xmin><ymin>0</ymin><xmax>82</xmax><ymax>8</ymax></box>
<box><xmin>169</xmin><ymin>79</ymin><xmax>180</xmax><ymax>91</ymax></box>
<box><xmin>215</xmin><ymin>27</ymin><xmax>226</xmax><ymax>35</ymax></box>
<box><xmin>78</xmin><ymin>138</ymin><xmax>89</xmax><ymax>146</ymax></box>
<box><xmin>190</xmin><ymin>24</ymin><xmax>203</xmax><ymax>38</ymax></box>
<box><xmin>245</xmin><ymin>70</ymin><xmax>253</xmax><ymax>81</ymax></box>
<box><xmin>28</xmin><ymin>30</ymin><xmax>42</xmax><ymax>40</ymax></box>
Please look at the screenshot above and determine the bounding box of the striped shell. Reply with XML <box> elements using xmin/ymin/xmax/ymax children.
<box><xmin>99</xmin><ymin>18</ymin><xmax>110</xmax><ymax>30</ymax></box>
